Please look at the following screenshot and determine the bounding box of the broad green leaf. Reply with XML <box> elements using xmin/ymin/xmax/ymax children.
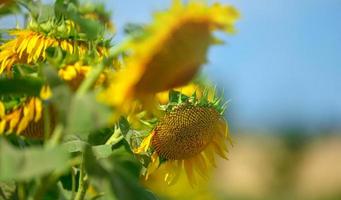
<box><xmin>66</xmin><ymin>92</ymin><xmax>112</xmax><ymax>138</ymax></box>
<box><xmin>0</xmin><ymin>139</ymin><xmax>69</xmax><ymax>181</ymax></box>
<box><xmin>63</xmin><ymin>139</ymin><xmax>113</xmax><ymax>159</ymax></box>
<box><xmin>88</xmin><ymin>128</ymin><xmax>114</xmax><ymax>145</ymax></box>
<box><xmin>0</xmin><ymin>78</ymin><xmax>43</xmax><ymax>96</ymax></box>
<box><xmin>84</xmin><ymin>146</ymin><xmax>158</xmax><ymax>200</ymax></box>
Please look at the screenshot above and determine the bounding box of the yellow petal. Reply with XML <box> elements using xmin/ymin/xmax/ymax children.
<box><xmin>18</xmin><ymin>36</ymin><xmax>30</xmax><ymax>58</ymax></box>
<box><xmin>16</xmin><ymin>115</ymin><xmax>29</xmax><ymax>134</ymax></box>
<box><xmin>0</xmin><ymin>101</ymin><xmax>5</xmax><ymax>117</ymax></box>
<box><xmin>193</xmin><ymin>153</ymin><xmax>208</xmax><ymax>179</ymax></box>
<box><xmin>40</xmin><ymin>85</ymin><xmax>52</xmax><ymax>100</ymax></box>
<box><xmin>27</xmin><ymin>98</ymin><xmax>35</xmax><ymax>121</ymax></box>
<box><xmin>0</xmin><ymin>120</ymin><xmax>6</xmax><ymax>134</ymax></box>
<box><xmin>8</xmin><ymin>109</ymin><xmax>21</xmax><ymax>133</ymax></box>
<box><xmin>34</xmin><ymin>98</ymin><xmax>42</xmax><ymax>122</ymax></box>
<box><xmin>145</xmin><ymin>152</ymin><xmax>160</xmax><ymax>180</ymax></box>
<box><xmin>164</xmin><ymin>160</ymin><xmax>182</xmax><ymax>185</ymax></box>
<box><xmin>134</xmin><ymin>131</ymin><xmax>155</xmax><ymax>154</ymax></box>
<box><xmin>203</xmin><ymin>145</ymin><xmax>217</xmax><ymax>167</ymax></box>
<box><xmin>31</xmin><ymin>36</ymin><xmax>45</xmax><ymax>61</ymax></box>
<box><xmin>211</xmin><ymin>141</ymin><xmax>228</xmax><ymax>160</ymax></box>
<box><xmin>184</xmin><ymin>159</ymin><xmax>196</xmax><ymax>186</ymax></box>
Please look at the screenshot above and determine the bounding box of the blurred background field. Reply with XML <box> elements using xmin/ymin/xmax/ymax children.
<box><xmin>2</xmin><ymin>0</ymin><xmax>340</xmax><ymax>199</ymax></box>
<box><xmin>109</xmin><ymin>1</ymin><xmax>341</xmax><ymax>199</ymax></box>
<box><xmin>108</xmin><ymin>1</ymin><xmax>341</xmax><ymax>199</ymax></box>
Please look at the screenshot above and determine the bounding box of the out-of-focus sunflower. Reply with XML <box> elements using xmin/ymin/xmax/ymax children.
<box><xmin>58</xmin><ymin>61</ymin><xmax>107</xmax><ymax>90</ymax></box>
<box><xmin>0</xmin><ymin>85</ymin><xmax>54</xmax><ymax>138</ymax></box>
<box><xmin>0</xmin><ymin>29</ymin><xmax>88</xmax><ymax>74</ymax></box>
<box><xmin>0</xmin><ymin>97</ymin><xmax>42</xmax><ymax>136</ymax></box>
<box><xmin>100</xmin><ymin>0</ymin><xmax>239</xmax><ymax>107</ymax></box>
<box><xmin>134</xmin><ymin>93</ymin><xmax>231</xmax><ymax>186</ymax></box>
<box><xmin>0</xmin><ymin>13</ymin><xmax>113</xmax><ymax>76</ymax></box>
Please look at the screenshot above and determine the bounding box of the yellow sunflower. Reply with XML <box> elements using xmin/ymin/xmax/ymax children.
<box><xmin>0</xmin><ymin>29</ymin><xmax>88</xmax><ymax>74</ymax></box>
<box><xmin>0</xmin><ymin>97</ymin><xmax>43</xmax><ymax>136</ymax></box>
<box><xmin>135</xmin><ymin>103</ymin><xmax>231</xmax><ymax>186</ymax></box>
<box><xmin>58</xmin><ymin>61</ymin><xmax>106</xmax><ymax>90</ymax></box>
<box><xmin>100</xmin><ymin>0</ymin><xmax>239</xmax><ymax>107</ymax></box>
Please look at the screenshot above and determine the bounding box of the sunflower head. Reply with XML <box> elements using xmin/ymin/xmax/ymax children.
<box><xmin>100</xmin><ymin>0</ymin><xmax>239</xmax><ymax>108</ymax></box>
<box><xmin>152</xmin><ymin>105</ymin><xmax>221</xmax><ymax>160</ymax></box>
<box><xmin>135</xmin><ymin>89</ymin><xmax>231</xmax><ymax>185</ymax></box>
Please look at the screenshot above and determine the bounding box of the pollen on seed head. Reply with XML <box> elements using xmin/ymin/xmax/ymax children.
<box><xmin>151</xmin><ymin>105</ymin><xmax>221</xmax><ymax>160</ymax></box>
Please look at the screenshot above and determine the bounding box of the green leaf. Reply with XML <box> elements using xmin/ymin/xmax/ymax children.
<box><xmin>84</xmin><ymin>146</ymin><xmax>158</xmax><ymax>200</ymax></box>
<box><xmin>0</xmin><ymin>77</ymin><xmax>43</xmax><ymax>96</ymax></box>
<box><xmin>62</xmin><ymin>139</ymin><xmax>87</xmax><ymax>153</ymax></box>
<box><xmin>63</xmin><ymin>139</ymin><xmax>113</xmax><ymax>160</ymax></box>
<box><xmin>88</xmin><ymin>128</ymin><xmax>114</xmax><ymax>145</ymax></box>
<box><xmin>119</xmin><ymin>117</ymin><xmax>130</xmax><ymax>137</ymax></box>
<box><xmin>66</xmin><ymin>92</ymin><xmax>112</xmax><ymax>139</ymax></box>
<box><xmin>0</xmin><ymin>139</ymin><xmax>69</xmax><ymax>181</ymax></box>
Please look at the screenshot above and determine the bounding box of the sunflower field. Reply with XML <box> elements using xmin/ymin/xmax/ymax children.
<box><xmin>0</xmin><ymin>0</ymin><xmax>239</xmax><ymax>199</ymax></box>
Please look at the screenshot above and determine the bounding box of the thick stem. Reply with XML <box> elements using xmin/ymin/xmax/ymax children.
<box><xmin>74</xmin><ymin>156</ymin><xmax>89</xmax><ymax>200</ymax></box>
<box><xmin>76</xmin><ymin>63</ymin><xmax>105</xmax><ymax>97</ymax></box>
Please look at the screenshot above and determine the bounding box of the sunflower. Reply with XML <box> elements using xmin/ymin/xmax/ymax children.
<box><xmin>58</xmin><ymin>61</ymin><xmax>106</xmax><ymax>90</ymax></box>
<box><xmin>0</xmin><ymin>29</ymin><xmax>88</xmax><ymax>74</ymax></box>
<box><xmin>100</xmin><ymin>0</ymin><xmax>239</xmax><ymax>107</ymax></box>
<box><xmin>0</xmin><ymin>97</ymin><xmax>43</xmax><ymax>136</ymax></box>
<box><xmin>135</xmin><ymin>95</ymin><xmax>231</xmax><ymax>186</ymax></box>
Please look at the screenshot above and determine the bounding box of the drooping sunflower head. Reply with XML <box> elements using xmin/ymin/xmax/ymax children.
<box><xmin>100</xmin><ymin>0</ymin><xmax>239</xmax><ymax>107</ymax></box>
<box><xmin>135</xmin><ymin>90</ymin><xmax>231</xmax><ymax>186</ymax></box>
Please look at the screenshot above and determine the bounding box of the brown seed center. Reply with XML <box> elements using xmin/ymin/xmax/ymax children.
<box><xmin>152</xmin><ymin>106</ymin><xmax>220</xmax><ymax>160</ymax></box>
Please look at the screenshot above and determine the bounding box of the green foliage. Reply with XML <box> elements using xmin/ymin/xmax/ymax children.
<box><xmin>84</xmin><ymin>145</ymin><xmax>158</xmax><ymax>200</ymax></box>
<box><xmin>0</xmin><ymin>139</ymin><xmax>69</xmax><ymax>181</ymax></box>
<box><xmin>66</xmin><ymin>92</ymin><xmax>112</xmax><ymax>138</ymax></box>
<box><xmin>0</xmin><ymin>78</ymin><xmax>43</xmax><ymax>97</ymax></box>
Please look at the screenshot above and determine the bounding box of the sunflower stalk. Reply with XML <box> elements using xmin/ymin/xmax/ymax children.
<box><xmin>75</xmin><ymin>62</ymin><xmax>105</xmax><ymax>97</ymax></box>
<box><xmin>74</xmin><ymin>154</ymin><xmax>89</xmax><ymax>200</ymax></box>
<box><xmin>105</xmin><ymin>126</ymin><xmax>123</xmax><ymax>145</ymax></box>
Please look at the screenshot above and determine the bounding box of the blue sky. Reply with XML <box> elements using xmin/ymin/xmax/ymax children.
<box><xmin>1</xmin><ymin>0</ymin><xmax>341</xmax><ymax>130</ymax></box>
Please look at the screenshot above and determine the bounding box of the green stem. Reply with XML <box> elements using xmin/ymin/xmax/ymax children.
<box><xmin>70</xmin><ymin>168</ymin><xmax>77</xmax><ymax>200</ymax></box>
<box><xmin>46</xmin><ymin>124</ymin><xmax>63</xmax><ymax>148</ymax></box>
<box><xmin>74</xmin><ymin>156</ymin><xmax>89</xmax><ymax>200</ymax></box>
<box><xmin>18</xmin><ymin>182</ymin><xmax>25</xmax><ymax>200</ymax></box>
<box><xmin>76</xmin><ymin>63</ymin><xmax>105</xmax><ymax>97</ymax></box>
<box><xmin>32</xmin><ymin>171</ymin><xmax>62</xmax><ymax>200</ymax></box>
<box><xmin>105</xmin><ymin>127</ymin><xmax>123</xmax><ymax>145</ymax></box>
